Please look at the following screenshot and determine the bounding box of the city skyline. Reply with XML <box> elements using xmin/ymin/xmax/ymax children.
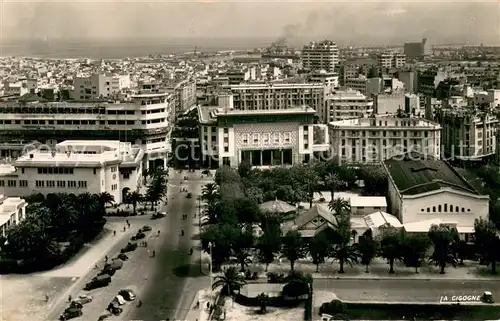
<box><xmin>1</xmin><ymin>0</ymin><xmax>499</xmax><ymax>47</ymax></box>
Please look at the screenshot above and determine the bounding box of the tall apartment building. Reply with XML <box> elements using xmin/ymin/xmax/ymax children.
<box><xmin>418</xmin><ymin>70</ymin><xmax>449</xmax><ymax>97</ymax></box>
<box><xmin>323</xmin><ymin>90</ymin><xmax>373</xmax><ymax>123</ymax></box>
<box><xmin>340</xmin><ymin>58</ymin><xmax>377</xmax><ymax>86</ymax></box>
<box><xmin>225</xmin><ymin>83</ymin><xmax>326</xmax><ymax>113</ymax></box>
<box><xmin>404</xmin><ymin>38</ymin><xmax>429</xmax><ymax>60</ymax></box>
<box><xmin>166</xmin><ymin>78</ymin><xmax>197</xmax><ymax>115</ymax></box>
<box><xmin>328</xmin><ymin>116</ymin><xmax>441</xmax><ymax>165</ymax></box>
<box><xmin>301</xmin><ymin>40</ymin><xmax>340</xmax><ymax>72</ymax></box>
<box><xmin>73</xmin><ymin>73</ymin><xmax>131</xmax><ymax>100</ymax></box>
<box><xmin>436</xmin><ymin>107</ymin><xmax>498</xmax><ymax>160</ymax></box>
<box><xmin>377</xmin><ymin>52</ymin><xmax>406</xmax><ymax>70</ymax></box>
<box><xmin>0</xmin><ymin>84</ymin><xmax>174</xmax><ymax>169</ymax></box>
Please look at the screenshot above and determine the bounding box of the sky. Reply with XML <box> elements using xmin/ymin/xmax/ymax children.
<box><xmin>1</xmin><ymin>0</ymin><xmax>499</xmax><ymax>46</ymax></box>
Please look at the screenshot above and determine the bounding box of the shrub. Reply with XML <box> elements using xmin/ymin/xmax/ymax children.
<box><xmin>283</xmin><ymin>280</ymin><xmax>309</xmax><ymax>299</ymax></box>
<box><xmin>320</xmin><ymin>299</ymin><xmax>347</xmax><ymax>315</ymax></box>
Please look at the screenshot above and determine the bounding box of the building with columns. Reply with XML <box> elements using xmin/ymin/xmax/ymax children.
<box><xmin>198</xmin><ymin>106</ymin><xmax>329</xmax><ymax>168</ymax></box>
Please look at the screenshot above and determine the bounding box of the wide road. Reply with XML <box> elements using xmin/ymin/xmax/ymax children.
<box><xmin>314</xmin><ymin>279</ymin><xmax>500</xmax><ymax>303</ymax></box>
<box><xmin>127</xmin><ymin>169</ymin><xmax>208</xmax><ymax>321</ymax></box>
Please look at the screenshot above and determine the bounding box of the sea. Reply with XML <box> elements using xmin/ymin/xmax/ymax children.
<box><xmin>0</xmin><ymin>37</ymin><xmax>274</xmax><ymax>59</ymax></box>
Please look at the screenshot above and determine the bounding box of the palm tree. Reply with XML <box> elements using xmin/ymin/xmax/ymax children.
<box><xmin>281</xmin><ymin>231</ymin><xmax>307</xmax><ymax>271</ymax></box>
<box><xmin>428</xmin><ymin>224</ymin><xmax>457</xmax><ymax>274</ymax></box>
<box><xmin>328</xmin><ymin>198</ymin><xmax>350</xmax><ymax>215</ymax></box>
<box><xmin>126</xmin><ymin>191</ymin><xmax>144</xmax><ymax>215</ymax></box>
<box><xmin>95</xmin><ymin>192</ymin><xmax>114</xmax><ymax>215</ymax></box>
<box><xmin>201</xmin><ymin>183</ymin><xmax>219</xmax><ymax>203</ymax></box>
<box><xmin>257</xmin><ymin>293</ymin><xmax>270</xmax><ymax>314</ymax></box>
<box><xmin>212</xmin><ymin>266</ymin><xmax>247</xmax><ymax>296</ymax></box>
<box><xmin>380</xmin><ymin>231</ymin><xmax>405</xmax><ymax>274</ymax></box>
<box><xmin>324</xmin><ymin>173</ymin><xmax>340</xmax><ymax>200</ymax></box>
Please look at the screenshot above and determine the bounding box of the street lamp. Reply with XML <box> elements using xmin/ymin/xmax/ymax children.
<box><xmin>208</xmin><ymin>241</ymin><xmax>213</xmax><ymax>304</ymax></box>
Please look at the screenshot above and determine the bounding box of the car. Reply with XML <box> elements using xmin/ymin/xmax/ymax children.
<box><xmin>141</xmin><ymin>225</ymin><xmax>152</xmax><ymax>232</ymax></box>
<box><xmin>107</xmin><ymin>302</ymin><xmax>123</xmax><ymax>316</ymax></box>
<box><xmin>120</xmin><ymin>242</ymin><xmax>137</xmax><ymax>253</ymax></box>
<box><xmin>73</xmin><ymin>294</ymin><xmax>93</xmax><ymax>305</ymax></box>
<box><xmin>131</xmin><ymin>231</ymin><xmax>145</xmax><ymax>240</ymax></box>
<box><xmin>186</xmin><ymin>193</ymin><xmax>192</xmax><ymax>198</ymax></box>
<box><xmin>118</xmin><ymin>289</ymin><xmax>136</xmax><ymax>301</ymax></box>
<box><xmin>59</xmin><ymin>307</ymin><xmax>83</xmax><ymax>320</ymax></box>
<box><xmin>483</xmin><ymin>291</ymin><xmax>494</xmax><ymax>303</ymax></box>
<box><xmin>152</xmin><ymin>212</ymin><xmax>166</xmax><ymax>220</ymax></box>
<box><xmin>116</xmin><ymin>253</ymin><xmax>129</xmax><ymax>261</ymax></box>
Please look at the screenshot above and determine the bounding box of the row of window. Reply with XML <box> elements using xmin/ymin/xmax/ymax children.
<box><xmin>0</xmin><ymin>119</ymin><xmax>166</xmax><ymax>126</ymax></box>
<box><xmin>37</xmin><ymin>167</ymin><xmax>75</xmax><ymax>175</ymax></box>
<box><xmin>241</xmin><ymin>132</ymin><xmax>292</xmax><ymax>144</ymax></box>
<box><xmin>0</xmin><ymin>180</ymin><xmax>87</xmax><ymax>188</ymax></box>
<box><xmin>421</xmin><ymin>205</ymin><xmax>470</xmax><ymax>213</ymax></box>
<box><xmin>111</xmin><ymin>184</ymin><xmax>118</xmax><ymax>191</ymax></box>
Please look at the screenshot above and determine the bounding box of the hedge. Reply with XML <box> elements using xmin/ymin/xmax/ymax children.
<box><xmin>234</xmin><ymin>293</ymin><xmax>303</xmax><ymax>308</ymax></box>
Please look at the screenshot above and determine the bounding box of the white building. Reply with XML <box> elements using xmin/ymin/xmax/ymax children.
<box><xmin>383</xmin><ymin>153</ymin><xmax>489</xmax><ymax>240</ymax></box>
<box><xmin>0</xmin><ymin>195</ymin><xmax>27</xmax><ymax>237</ymax></box>
<box><xmin>377</xmin><ymin>52</ymin><xmax>406</xmax><ymax>70</ymax></box>
<box><xmin>307</xmin><ymin>70</ymin><xmax>339</xmax><ymax>91</ymax></box>
<box><xmin>0</xmin><ymin>86</ymin><xmax>174</xmax><ymax>169</ymax></box>
<box><xmin>349</xmin><ymin>196</ymin><xmax>387</xmax><ymax>216</ymax></box>
<box><xmin>73</xmin><ymin>73</ymin><xmax>131</xmax><ymax>100</ymax></box>
<box><xmin>198</xmin><ymin>106</ymin><xmax>330</xmax><ymax>168</ymax></box>
<box><xmin>328</xmin><ymin>116</ymin><xmax>441</xmax><ymax>165</ymax></box>
<box><xmin>302</xmin><ymin>40</ymin><xmax>340</xmax><ymax>73</ymax></box>
<box><xmin>0</xmin><ymin>141</ymin><xmax>144</xmax><ymax>203</ymax></box>
<box><xmin>323</xmin><ymin>90</ymin><xmax>373</xmax><ymax>123</ymax></box>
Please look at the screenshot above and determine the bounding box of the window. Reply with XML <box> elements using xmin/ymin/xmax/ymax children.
<box><xmin>455</xmin><ymin>206</ymin><xmax>459</xmax><ymax>212</ymax></box>
<box><xmin>427</xmin><ymin>208</ymin><xmax>430</xmax><ymax>212</ymax></box>
<box><xmin>444</xmin><ymin>204</ymin><xmax>447</xmax><ymax>212</ymax></box>
<box><xmin>432</xmin><ymin>206</ymin><xmax>436</xmax><ymax>212</ymax></box>
<box><xmin>123</xmin><ymin>173</ymin><xmax>130</xmax><ymax>179</ymax></box>
<box><xmin>224</xmin><ymin>147</ymin><xmax>229</xmax><ymax>152</ymax></box>
<box><xmin>57</xmin><ymin>181</ymin><xmax>66</xmax><ymax>188</ymax></box>
<box><xmin>19</xmin><ymin>180</ymin><xmax>28</xmax><ymax>187</ymax></box>
<box><xmin>68</xmin><ymin>181</ymin><xmax>77</xmax><ymax>188</ymax></box>
<box><xmin>8</xmin><ymin>180</ymin><xmax>16</xmax><ymax>187</ymax></box>
<box><xmin>0</xmin><ymin>180</ymin><xmax>4</xmax><ymax>187</ymax></box>
<box><xmin>78</xmin><ymin>181</ymin><xmax>87</xmax><ymax>188</ymax></box>
<box><xmin>263</xmin><ymin>133</ymin><xmax>270</xmax><ymax>143</ymax></box>
<box><xmin>438</xmin><ymin>205</ymin><xmax>442</xmax><ymax>212</ymax></box>
<box><xmin>461</xmin><ymin>207</ymin><xmax>465</xmax><ymax>212</ymax></box>
<box><xmin>253</xmin><ymin>133</ymin><xmax>259</xmax><ymax>143</ymax></box>
<box><xmin>242</xmin><ymin>134</ymin><xmax>249</xmax><ymax>144</ymax></box>
<box><xmin>274</xmin><ymin>132</ymin><xmax>280</xmax><ymax>143</ymax></box>
<box><xmin>35</xmin><ymin>180</ymin><xmax>44</xmax><ymax>187</ymax></box>
<box><xmin>46</xmin><ymin>180</ymin><xmax>55</xmax><ymax>187</ymax></box>
<box><xmin>93</xmin><ymin>168</ymin><xmax>97</xmax><ymax>175</ymax></box>
<box><xmin>111</xmin><ymin>184</ymin><xmax>118</xmax><ymax>191</ymax></box>
<box><xmin>284</xmin><ymin>132</ymin><xmax>291</xmax><ymax>143</ymax></box>
<box><xmin>223</xmin><ymin>128</ymin><xmax>229</xmax><ymax>134</ymax></box>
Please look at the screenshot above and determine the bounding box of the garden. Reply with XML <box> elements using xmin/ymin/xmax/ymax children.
<box><xmin>199</xmin><ymin>161</ymin><xmax>500</xmax><ymax>320</ymax></box>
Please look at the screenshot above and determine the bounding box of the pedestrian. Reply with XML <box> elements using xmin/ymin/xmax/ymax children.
<box><xmin>193</xmin><ymin>213</ymin><xmax>196</xmax><ymax>218</ymax></box>
<box><xmin>45</xmin><ymin>294</ymin><xmax>49</xmax><ymax>302</ymax></box>
<box><xmin>137</xmin><ymin>299</ymin><xmax>142</xmax><ymax>307</ymax></box>
<box><xmin>123</xmin><ymin>226</ymin><xmax>126</xmax><ymax>232</ymax></box>
<box><xmin>206</xmin><ymin>302</ymin><xmax>210</xmax><ymax>309</ymax></box>
<box><xmin>113</xmin><ymin>230</ymin><xmax>116</xmax><ymax>236</ymax></box>
<box><xmin>105</xmin><ymin>255</ymin><xmax>108</xmax><ymax>261</ymax></box>
<box><xmin>127</xmin><ymin>222</ymin><xmax>131</xmax><ymax>228</ymax></box>
<box><xmin>126</xmin><ymin>220</ymin><xmax>129</xmax><ymax>225</ymax></box>
<box><xmin>94</xmin><ymin>264</ymin><xmax>98</xmax><ymax>269</ymax></box>
<box><xmin>157</xmin><ymin>230</ymin><xmax>160</xmax><ymax>236</ymax></box>
<box><xmin>195</xmin><ymin>301</ymin><xmax>199</xmax><ymax>308</ymax></box>
<box><xmin>152</xmin><ymin>250</ymin><xmax>155</xmax><ymax>257</ymax></box>
<box><xmin>145</xmin><ymin>241</ymin><xmax>148</xmax><ymax>247</ymax></box>
<box><xmin>68</xmin><ymin>295</ymin><xmax>72</xmax><ymax>302</ymax></box>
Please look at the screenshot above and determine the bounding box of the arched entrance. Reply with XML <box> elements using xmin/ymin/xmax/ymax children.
<box><xmin>122</xmin><ymin>187</ymin><xmax>130</xmax><ymax>202</ymax></box>
<box><xmin>154</xmin><ymin>159</ymin><xmax>164</xmax><ymax>169</ymax></box>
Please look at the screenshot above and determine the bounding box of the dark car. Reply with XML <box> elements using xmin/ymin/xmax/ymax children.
<box><xmin>186</xmin><ymin>193</ymin><xmax>192</xmax><ymax>198</ymax></box>
<box><xmin>107</xmin><ymin>302</ymin><xmax>123</xmax><ymax>316</ymax></box>
<box><xmin>60</xmin><ymin>307</ymin><xmax>83</xmax><ymax>320</ymax></box>
<box><xmin>131</xmin><ymin>231</ymin><xmax>145</xmax><ymax>240</ymax></box>
<box><xmin>85</xmin><ymin>274</ymin><xmax>112</xmax><ymax>290</ymax></box>
<box><xmin>152</xmin><ymin>212</ymin><xmax>166</xmax><ymax>220</ymax></box>
<box><xmin>116</xmin><ymin>253</ymin><xmax>129</xmax><ymax>261</ymax></box>
<box><xmin>118</xmin><ymin>289</ymin><xmax>136</xmax><ymax>301</ymax></box>
<box><xmin>120</xmin><ymin>242</ymin><xmax>137</xmax><ymax>253</ymax></box>
<box><xmin>140</xmin><ymin>225</ymin><xmax>152</xmax><ymax>232</ymax></box>
<box><xmin>72</xmin><ymin>294</ymin><xmax>92</xmax><ymax>306</ymax></box>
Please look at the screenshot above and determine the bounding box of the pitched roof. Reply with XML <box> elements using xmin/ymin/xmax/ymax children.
<box><xmin>384</xmin><ymin>152</ymin><xmax>478</xmax><ymax>196</ymax></box>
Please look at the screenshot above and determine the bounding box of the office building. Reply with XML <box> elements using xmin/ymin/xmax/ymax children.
<box><xmin>166</xmin><ymin>78</ymin><xmax>197</xmax><ymax>115</ymax></box>
<box><xmin>436</xmin><ymin>107</ymin><xmax>498</xmax><ymax>160</ymax></box>
<box><xmin>404</xmin><ymin>38</ymin><xmax>429</xmax><ymax>60</ymax></box>
<box><xmin>307</xmin><ymin>70</ymin><xmax>339</xmax><ymax>91</ymax></box>
<box><xmin>0</xmin><ymin>194</ymin><xmax>27</xmax><ymax>237</ymax></box>
<box><xmin>72</xmin><ymin>73</ymin><xmax>131</xmax><ymax>100</ymax></box>
<box><xmin>0</xmin><ymin>140</ymin><xmax>144</xmax><ymax>203</ymax></box>
<box><xmin>328</xmin><ymin>116</ymin><xmax>441</xmax><ymax>165</ymax></box>
<box><xmin>198</xmin><ymin>106</ymin><xmax>330</xmax><ymax>168</ymax></box>
<box><xmin>225</xmin><ymin>83</ymin><xmax>326</xmax><ymax>112</ymax></box>
<box><xmin>301</xmin><ymin>40</ymin><xmax>340</xmax><ymax>72</ymax></box>
<box><xmin>0</xmin><ymin>83</ymin><xmax>174</xmax><ymax>169</ymax></box>
<box><xmin>323</xmin><ymin>90</ymin><xmax>373</xmax><ymax>123</ymax></box>
<box><xmin>377</xmin><ymin>52</ymin><xmax>406</xmax><ymax>70</ymax></box>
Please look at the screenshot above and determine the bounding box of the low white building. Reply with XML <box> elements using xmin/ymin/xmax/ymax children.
<box><xmin>383</xmin><ymin>152</ymin><xmax>489</xmax><ymax>240</ymax></box>
<box><xmin>0</xmin><ymin>195</ymin><xmax>27</xmax><ymax>237</ymax></box>
<box><xmin>0</xmin><ymin>140</ymin><xmax>144</xmax><ymax>203</ymax></box>
<box><xmin>350</xmin><ymin>196</ymin><xmax>387</xmax><ymax>216</ymax></box>
<box><xmin>328</xmin><ymin>116</ymin><xmax>441</xmax><ymax>165</ymax></box>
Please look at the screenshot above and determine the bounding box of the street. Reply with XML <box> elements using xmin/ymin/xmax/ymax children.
<box><xmin>313</xmin><ymin>279</ymin><xmax>500</xmax><ymax>303</ymax></box>
<box><xmin>127</xmin><ymin>169</ymin><xmax>208</xmax><ymax>321</ymax></box>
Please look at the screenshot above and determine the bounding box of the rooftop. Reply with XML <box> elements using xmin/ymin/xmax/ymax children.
<box><xmin>329</xmin><ymin>117</ymin><xmax>441</xmax><ymax>129</ymax></box>
<box><xmin>198</xmin><ymin>106</ymin><xmax>316</xmax><ymax>124</ymax></box>
<box><xmin>383</xmin><ymin>152</ymin><xmax>480</xmax><ymax>196</ymax></box>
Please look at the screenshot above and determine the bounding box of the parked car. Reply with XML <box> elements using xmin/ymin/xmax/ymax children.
<box><xmin>107</xmin><ymin>302</ymin><xmax>123</xmax><ymax>316</ymax></box>
<box><xmin>59</xmin><ymin>307</ymin><xmax>83</xmax><ymax>320</ymax></box>
<box><xmin>141</xmin><ymin>225</ymin><xmax>152</xmax><ymax>232</ymax></box>
<box><xmin>69</xmin><ymin>301</ymin><xmax>83</xmax><ymax>309</ymax></box>
<box><xmin>97</xmin><ymin>312</ymin><xmax>112</xmax><ymax>321</ymax></box>
<box><xmin>152</xmin><ymin>212</ymin><xmax>166</xmax><ymax>220</ymax></box>
<box><xmin>118</xmin><ymin>289</ymin><xmax>136</xmax><ymax>301</ymax></box>
<box><xmin>117</xmin><ymin>253</ymin><xmax>129</xmax><ymax>261</ymax></box>
<box><xmin>120</xmin><ymin>242</ymin><xmax>137</xmax><ymax>253</ymax></box>
<box><xmin>85</xmin><ymin>274</ymin><xmax>112</xmax><ymax>290</ymax></box>
<box><xmin>483</xmin><ymin>291</ymin><xmax>494</xmax><ymax>303</ymax></box>
<box><xmin>99</xmin><ymin>259</ymin><xmax>123</xmax><ymax>276</ymax></box>
<box><xmin>131</xmin><ymin>231</ymin><xmax>145</xmax><ymax>240</ymax></box>
<box><xmin>112</xmin><ymin>295</ymin><xmax>126</xmax><ymax>305</ymax></box>
<box><xmin>186</xmin><ymin>193</ymin><xmax>192</xmax><ymax>198</ymax></box>
<box><xmin>71</xmin><ymin>294</ymin><xmax>92</xmax><ymax>306</ymax></box>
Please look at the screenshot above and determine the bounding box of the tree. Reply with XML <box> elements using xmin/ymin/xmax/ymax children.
<box><xmin>235</xmin><ymin>198</ymin><xmax>261</xmax><ymax>224</ymax></box>
<box><xmin>281</xmin><ymin>231</ymin><xmax>307</xmax><ymax>271</ymax></box>
<box><xmin>474</xmin><ymin>218</ymin><xmax>500</xmax><ymax>274</ymax></box>
<box><xmin>146</xmin><ymin>175</ymin><xmax>168</xmax><ymax>210</ymax></box>
<box><xmin>294</xmin><ymin>164</ymin><xmax>319</xmax><ymax>208</ymax></box>
<box><xmin>238</xmin><ymin>161</ymin><xmax>253</xmax><ymax>179</ymax></box>
<box><xmin>200</xmin><ymin>224</ymin><xmax>238</xmax><ymax>271</ymax></box>
<box><xmin>232</xmin><ymin>230</ymin><xmax>255</xmax><ymax>272</ymax></box>
<box><xmin>212</xmin><ymin>266</ymin><xmax>246</xmax><ymax>296</ymax></box>
<box><xmin>309</xmin><ymin>232</ymin><xmax>330</xmax><ymax>272</ymax></box>
<box><xmin>428</xmin><ymin>224</ymin><xmax>457</xmax><ymax>274</ymax></box>
<box><xmin>324</xmin><ymin>173</ymin><xmax>340</xmax><ymax>200</ymax></box>
<box><xmin>328</xmin><ymin>198</ymin><xmax>350</xmax><ymax>215</ymax></box>
<box><xmin>329</xmin><ymin>212</ymin><xmax>359</xmax><ymax>274</ymax></box>
<box><xmin>358</xmin><ymin>229</ymin><xmax>378</xmax><ymax>273</ymax></box>
<box><xmin>95</xmin><ymin>192</ymin><xmax>114</xmax><ymax>215</ymax></box>
<box><xmin>402</xmin><ymin>233</ymin><xmax>430</xmax><ymax>273</ymax></box>
<box><xmin>125</xmin><ymin>191</ymin><xmax>144</xmax><ymax>215</ymax></box>
<box><xmin>257</xmin><ymin>228</ymin><xmax>282</xmax><ymax>271</ymax></box>
<box><xmin>380</xmin><ymin>231</ymin><xmax>405</xmax><ymax>274</ymax></box>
